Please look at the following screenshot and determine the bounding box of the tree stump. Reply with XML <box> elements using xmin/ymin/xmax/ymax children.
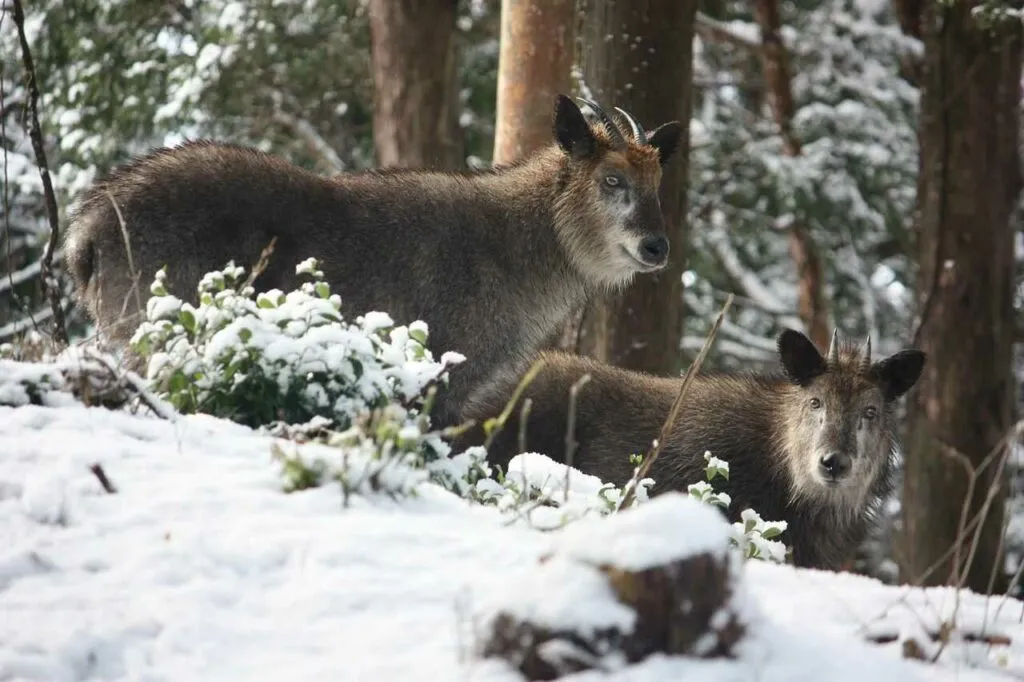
<box><xmin>475</xmin><ymin>493</ymin><xmax>746</xmax><ymax>680</ymax></box>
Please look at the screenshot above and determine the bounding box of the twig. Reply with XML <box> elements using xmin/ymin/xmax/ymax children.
<box><xmin>616</xmin><ymin>294</ymin><xmax>734</xmax><ymax>511</ymax></box>
<box><xmin>867</xmin><ymin>630</ymin><xmax>1011</xmax><ymax>647</ymax></box>
<box><xmin>482</xmin><ymin>356</ymin><xmax>548</xmax><ymax>452</ymax></box>
<box><xmin>562</xmin><ymin>373</ymin><xmax>592</xmax><ymax>501</ymax></box>
<box><xmin>241</xmin><ymin>236</ymin><xmax>278</xmax><ymax>291</ymax></box>
<box><xmin>84</xmin><ymin>348</ymin><xmax>179</xmax><ymax>421</ymax></box>
<box><xmin>106</xmin><ymin>191</ymin><xmax>145</xmax><ymax>324</ymax></box>
<box><xmin>11</xmin><ymin>0</ymin><xmax>69</xmax><ymax>349</ymax></box>
<box><xmin>88</xmin><ymin>463</ymin><xmax>117</xmax><ymax>494</ymax></box>
<box><xmin>517</xmin><ymin>397</ymin><xmax>532</xmax><ymax>456</ymax></box>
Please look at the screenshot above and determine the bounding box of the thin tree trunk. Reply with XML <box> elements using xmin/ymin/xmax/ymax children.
<box><xmin>493</xmin><ymin>0</ymin><xmax>575</xmax><ymax>165</ymax></box>
<box><xmin>575</xmin><ymin>0</ymin><xmax>699</xmax><ymax>374</ymax></box>
<box><xmin>750</xmin><ymin>0</ymin><xmax>829</xmax><ymax>351</ymax></box>
<box><xmin>898</xmin><ymin>0</ymin><xmax>1021</xmax><ymax>593</ymax></box>
<box><xmin>368</xmin><ymin>0</ymin><xmax>463</xmax><ymax>170</ymax></box>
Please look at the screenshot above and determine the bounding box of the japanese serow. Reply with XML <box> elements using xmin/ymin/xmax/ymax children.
<box><xmin>456</xmin><ymin>329</ymin><xmax>926</xmax><ymax>570</ymax></box>
<box><xmin>63</xmin><ymin>95</ymin><xmax>682</xmax><ymax>428</ymax></box>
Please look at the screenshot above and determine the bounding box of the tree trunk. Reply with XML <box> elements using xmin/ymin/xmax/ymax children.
<box><xmin>493</xmin><ymin>0</ymin><xmax>575</xmax><ymax>165</ymax></box>
<box><xmin>750</xmin><ymin>0</ymin><xmax>829</xmax><ymax>351</ymax></box>
<box><xmin>575</xmin><ymin>0</ymin><xmax>699</xmax><ymax>374</ymax></box>
<box><xmin>368</xmin><ymin>0</ymin><xmax>463</xmax><ymax>170</ymax></box>
<box><xmin>898</xmin><ymin>1</ymin><xmax>1021</xmax><ymax>594</ymax></box>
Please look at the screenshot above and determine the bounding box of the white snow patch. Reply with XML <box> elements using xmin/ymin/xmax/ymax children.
<box><xmin>0</xmin><ymin>401</ymin><xmax>1021</xmax><ymax>681</ymax></box>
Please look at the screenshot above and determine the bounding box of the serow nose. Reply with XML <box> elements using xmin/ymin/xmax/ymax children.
<box><xmin>638</xmin><ymin>235</ymin><xmax>669</xmax><ymax>266</ymax></box>
<box><xmin>818</xmin><ymin>453</ymin><xmax>850</xmax><ymax>482</ymax></box>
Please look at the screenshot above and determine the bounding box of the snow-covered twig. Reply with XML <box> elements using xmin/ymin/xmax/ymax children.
<box><xmin>0</xmin><ymin>303</ymin><xmax>54</xmax><ymax>340</ymax></box>
<box><xmin>0</xmin><ymin>248</ymin><xmax>63</xmax><ymax>295</ymax></box>
<box><xmin>83</xmin><ymin>347</ymin><xmax>179</xmax><ymax>422</ymax></box>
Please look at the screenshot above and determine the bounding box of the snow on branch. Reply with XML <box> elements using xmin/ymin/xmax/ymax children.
<box><xmin>695</xmin><ymin>12</ymin><xmax>763</xmax><ymax>52</ymax></box>
<box><xmin>684</xmin><ymin>291</ymin><xmax>780</xmax><ymax>355</ymax></box>
<box><xmin>702</xmin><ymin>227</ymin><xmax>804</xmax><ymax>330</ymax></box>
<box><xmin>265</xmin><ymin>88</ymin><xmax>345</xmax><ymax>173</ymax></box>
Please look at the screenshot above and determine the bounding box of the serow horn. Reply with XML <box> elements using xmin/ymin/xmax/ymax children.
<box><xmin>576</xmin><ymin>97</ymin><xmax>628</xmax><ymax>149</ymax></box>
<box><xmin>859</xmin><ymin>336</ymin><xmax>872</xmax><ymax>372</ymax></box>
<box><xmin>827</xmin><ymin>329</ymin><xmax>840</xmax><ymax>365</ymax></box>
<box><xmin>614</xmin><ymin>106</ymin><xmax>647</xmax><ymax>145</ymax></box>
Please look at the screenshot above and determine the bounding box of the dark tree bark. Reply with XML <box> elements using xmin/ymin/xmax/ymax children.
<box><xmin>575</xmin><ymin>0</ymin><xmax>699</xmax><ymax>374</ymax></box>
<box><xmin>493</xmin><ymin>0</ymin><xmax>575</xmax><ymax>165</ymax></box>
<box><xmin>898</xmin><ymin>1</ymin><xmax>1021</xmax><ymax>594</ymax></box>
<box><xmin>368</xmin><ymin>0</ymin><xmax>463</xmax><ymax>170</ymax></box>
<box><xmin>750</xmin><ymin>0</ymin><xmax>829</xmax><ymax>352</ymax></box>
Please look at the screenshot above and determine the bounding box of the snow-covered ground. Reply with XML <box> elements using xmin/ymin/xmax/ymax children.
<box><xmin>2</xmin><ymin>399</ymin><xmax>1023</xmax><ymax>681</ymax></box>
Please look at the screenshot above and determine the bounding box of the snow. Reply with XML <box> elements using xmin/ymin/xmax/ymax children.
<box><xmin>0</xmin><ymin>398</ymin><xmax>1021</xmax><ymax>681</ymax></box>
<box><xmin>555</xmin><ymin>493</ymin><xmax>732</xmax><ymax>571</ymax></box>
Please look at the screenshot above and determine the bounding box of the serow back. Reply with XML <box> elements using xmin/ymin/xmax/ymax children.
<box><xmin>62</xmin><ymin>94</ymin><xmax>683</xmax><ymax>428</ymax></box>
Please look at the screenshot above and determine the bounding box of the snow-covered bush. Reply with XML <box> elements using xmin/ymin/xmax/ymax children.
<box><xmin>469</xmin><ymin>451</ymin><xmax>654</xmax><ymax>530</ymax></box>
<box><xmin>122</xmin><ymin>256</ymin><xmax>509</xmax><ymax>502</ymax></box>
<box><xmin>689</xmin><ymin>451</ymin><xmax>789</xmax><ymax>563</ymax></box>
<box><xmin>129</xmin><ymin>257</ymin><xmax>462</xmax><ymax>431</ymax></box>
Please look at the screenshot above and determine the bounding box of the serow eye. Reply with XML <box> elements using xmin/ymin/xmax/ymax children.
<box><xmin>604</xmin><ymin>174</ymin><xmax>621</xmax><ymax>187</ymax></box>
<box><xmin>863</xmin><ymin>406</ymin><xmax>878</xmax><ymax>420</ymax></box>
<box><xmin>809</xmin><ymin>397</ymin><xmax>823</xmax><ymax>410</ymax></box>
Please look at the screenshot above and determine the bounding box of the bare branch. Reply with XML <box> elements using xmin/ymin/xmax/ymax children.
<box><xmin>11</xmin><ymin>0</ymin><xmax>69</xmax><ymax>349</ymax></box>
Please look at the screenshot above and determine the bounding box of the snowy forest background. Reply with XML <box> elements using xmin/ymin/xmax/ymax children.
<box><xmin>2</xmin><ymin>0</ymin><xmax>1023</xmax><ymax>595</ymax></box>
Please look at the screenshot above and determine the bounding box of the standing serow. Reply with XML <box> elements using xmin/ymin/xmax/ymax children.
<box><xmin>456</xmin><ymin>329</ymin><xmax>926</xmax><ymax>571</ymax></box>
<box><xmin>63</xmin><ymin>95</ymin><xmax>682</xmax><ymax>428</ymax></box>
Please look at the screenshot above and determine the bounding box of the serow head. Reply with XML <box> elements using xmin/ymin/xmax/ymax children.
<box><xmin>551</xmin><ymin>94</ymin><xmax>683</xmax><ymax>289</ymax></box>
<box><xmin>776</xmin><ymin>328</ymin><xmax>926</xmax><ymax>503</ymax></box>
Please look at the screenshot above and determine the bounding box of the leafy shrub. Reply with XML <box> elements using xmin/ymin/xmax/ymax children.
<box><xmin>129</xmin><ymin>258</ymin><xmax>463</xmax><ymax>430</ymax></box>
<box><xmin>688</xmin><ymin>451</ymin><xmax>789</xmax><ymax>563</ymax></box>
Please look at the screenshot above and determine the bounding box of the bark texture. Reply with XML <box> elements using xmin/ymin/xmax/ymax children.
<box><xmin>493</xmin><ymin>0</ymin><xmax>575</xmax><ymax>165</ymax></box>
<box><xmin>368</xmin><ymin>0</ymin><xmax>463</xmax><ymax>169</ymax></box>
<box><xmin>575</xmin><ymin>0</ymin><xmax>699</xmax><ymax>374</ymax></box>
<box><xmin>899</xmin><ymin>1</ymin><xmax>1021</xmax><ymax>593</ymax></box>
<box><xmin>751</xmin><ymin>0</ymin><xmax>829</xmax><ymax>351</ymax></box>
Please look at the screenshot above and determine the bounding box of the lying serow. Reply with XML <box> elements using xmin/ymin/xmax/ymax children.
<box><xmin>63</xmin><ymin>95</ymin><xmax>681</xmax><ymax>428</ymax></box>
<box><xmin>456</xmin><ymin>329</ymin><xmax>926</xmax><ymax>570</ymax></box>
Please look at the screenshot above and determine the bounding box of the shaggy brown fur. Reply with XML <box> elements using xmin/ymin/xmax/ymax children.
<box><xmin>63</xmin><ymin>95</ymin><xmax>682</xmax><ymax>428</ymax></box>
<box><xmin>455</xmin><ymin>330</ymin><xmax>926</xmax><ymax>570</ymax></box>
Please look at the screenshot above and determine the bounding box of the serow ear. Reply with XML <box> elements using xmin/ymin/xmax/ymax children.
<box><xmin>553</xmin><ymin>94</ymin><xmax>597</xmax><ymax>160</ymax></box>
<box><xmin>647</xmin><ymin>121</ymin><xmax>682</xmax><ymax>166</ymax></box>
<box><xmin>777</xmin><ymin>328</ymin><xmax>827</xmax><ymax>386</ymax></box>
<box><xmin>870</xmin><ymin>350</ymin><xmax>926</xmax><ymax>402</ymax></box>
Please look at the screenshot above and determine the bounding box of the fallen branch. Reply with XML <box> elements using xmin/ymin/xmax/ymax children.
<box><xmin>11</xmin><ymin>0</ymin><xmax>69</xmax><ymax>350</ymax></box>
